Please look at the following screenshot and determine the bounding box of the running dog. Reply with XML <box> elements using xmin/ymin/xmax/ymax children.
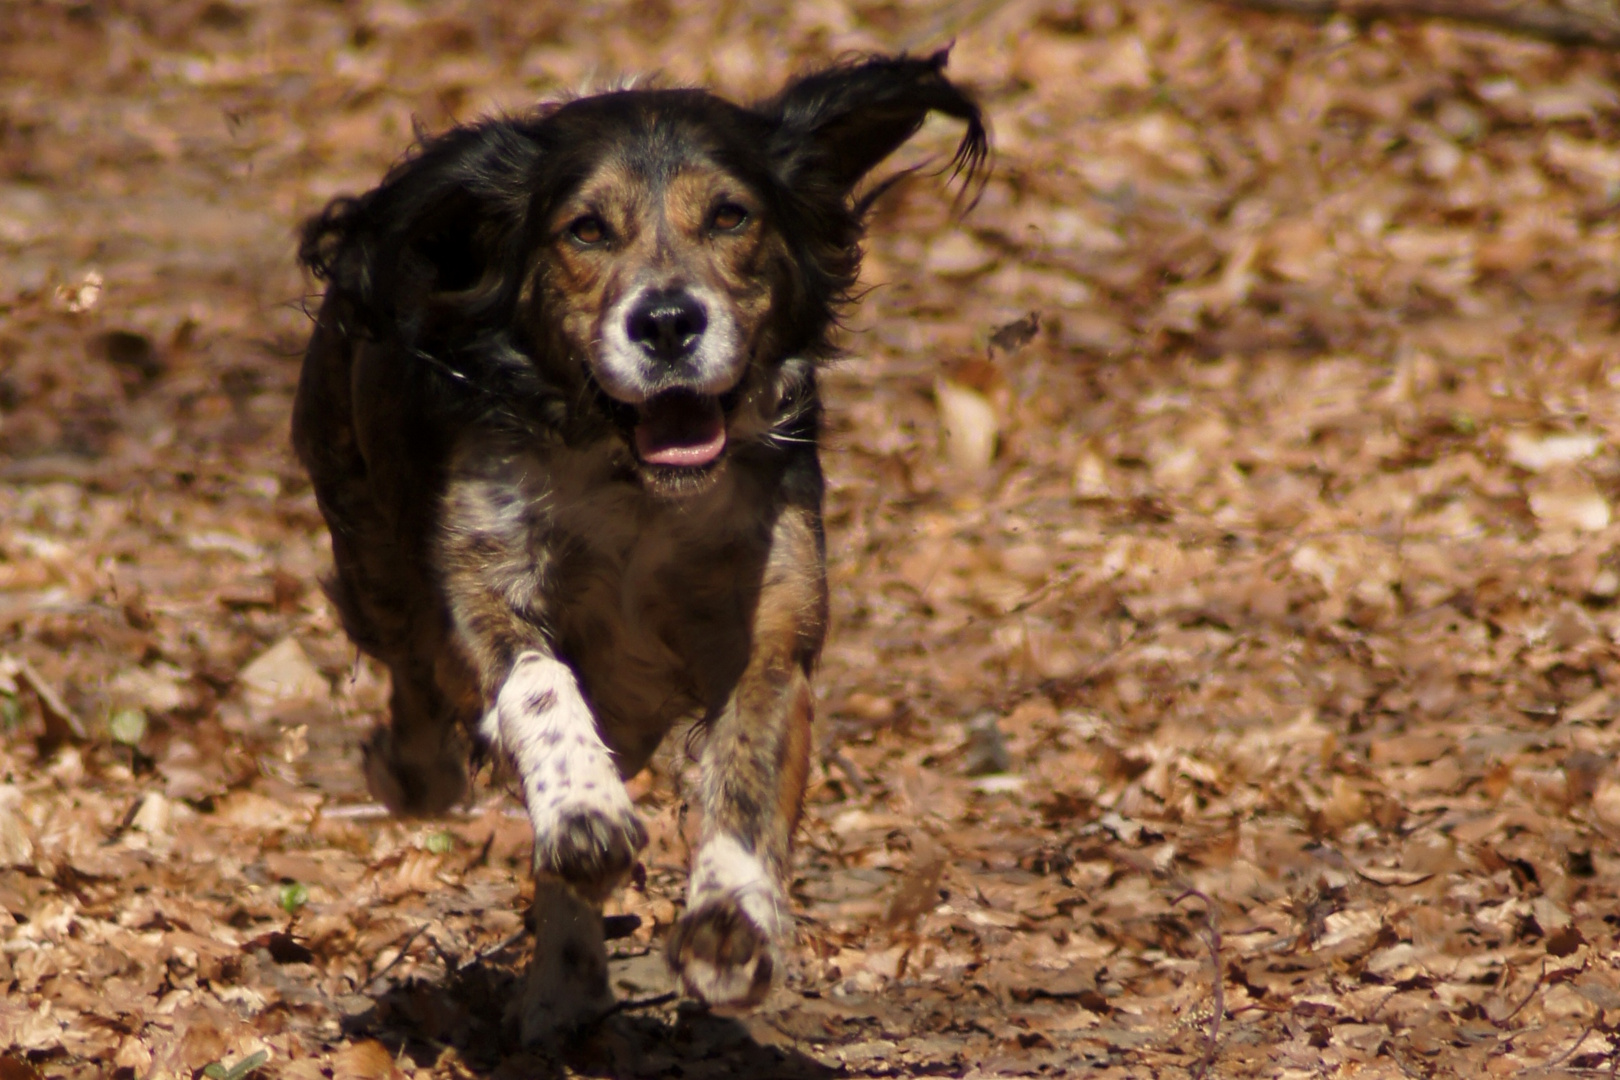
<box><xmin>292</xmin><ymin>51</ymin><xmax>986</xmax><ymax>1040</ymax></box>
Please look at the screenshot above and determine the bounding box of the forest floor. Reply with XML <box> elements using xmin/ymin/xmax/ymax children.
<box><xmin>5</xmin><ymin>0</ymin><xmax>1620</xmax><ymax>1076</ymax></box>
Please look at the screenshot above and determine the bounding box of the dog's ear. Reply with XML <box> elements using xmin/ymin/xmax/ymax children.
<box><xmin>300</xmin><ymin>122</ymin><xmax>541</xmax><ymax>342</ymax></box>
<box><xmin>761</xmin><ymin>50</ymin><xmax>988</xmax><ymax>205</ymax></box>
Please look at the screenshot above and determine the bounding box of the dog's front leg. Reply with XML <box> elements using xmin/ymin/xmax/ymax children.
<box><xmin>668</xmin><ymin>507</ymin><xmax>826</xmax><ymax>1009</ymax></box>
<box><xmin>441</xmin><ymin>462</ymin><xmax>650</xmax><ymax>1040</ymax></box>
<box><xmin>488</xmin><ymin>651</ymin><xmax>648</xmax><ymax>1040</ymax></box>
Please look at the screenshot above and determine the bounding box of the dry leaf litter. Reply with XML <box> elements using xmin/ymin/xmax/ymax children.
<box><xmin>3</xmin><ymin>0</ymin><xmax>1620</xmax><ymax>1076</ymax></box>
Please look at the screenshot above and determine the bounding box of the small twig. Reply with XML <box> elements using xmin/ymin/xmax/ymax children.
<box><xmin>1389</xmin><ymin>1044</ymin><xmax>1431</xmax><ymax>1080</ymax></box>
<box><xmin>1544</xmin><ymin>1024</ymin><xmax>1596</xmax><ymax>1069</ymax></box>
<box><xmin>429</xmin><ymin>934</ymin><xmax>465</xmax><ymax>973</ymax></box>
<box><xmin>1364</xmin><ymin>985</ymin><xmax>1404</xmax><ymax>1023</ymax></box>
<box><xmin>367</xmin><ymin>923</ymin><xmax>431</xmax><ymax>988</ymax></box>
<box><xmin>1172</xmin><ymin>888</ymin><xmax>1223</xmax><ymax>1080</ymax></box>
<box><xmin>320</xmin><ymin>802</ymin><xmax>394</xmax><ymax>820</ymax></box>
<box><xmin>471</xmin><ymin>928</ymin><xmax>531</xmax><ymax>968</ymax></box>
<box><xmin>1493</xmin><ymin>960</ymin><xmax>1546</xmax><ymax>1028</ymax></box>
<box><xmin>319</xmin><ymin>797</ymin><xmax>522</xmax><ymax>822</ymax></box>
<box><xmin>600</xmin><ymin>991</ymin><xmax>677</xmax><ymax>1018</ymax></box>
<box><xmin>1215</xmin><ymin>0</ymin><xmax>1620</xmax><ymax>50</ymax></box>
<box><xmin>1005</xmin><ymin>564</ymin><xmax>1086</xmax><ymax>615</ymax></box>
<box><xmin>825</xmin><ymin>749</ymin><xmax>869</xmax><ymax>797</ymax></box>
<box><xmin>17</xmin><ymin>658</ymin><xmax>87</xmax><ymax>740</ymax></box>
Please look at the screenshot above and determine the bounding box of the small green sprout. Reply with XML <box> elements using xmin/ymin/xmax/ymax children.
<box><xmin>108</xmin><ymin>707</ymin><xmax>148</xmax><ymax>746</ymax></box>
<box><xmin>202</xmin><ymin>1050</ymin><xmax>269</xmax><ymax>1080</ymax></box>
<box><xmin>424</xmin><ymin>830</ymin><xmax>454</xmax><ymax>855</ymax></box>
<box><xmin>278</xmin><ymin>882</ymin><xmax>309</xmax><ymax>914</ymax></box>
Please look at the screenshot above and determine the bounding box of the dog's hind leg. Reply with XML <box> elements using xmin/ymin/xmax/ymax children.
<box><xmin>321</xmin><ymin>530</ymin><xmax>473</xmax><ymax>817</ymax></box>
<box><xmin>295</xmin><ymin>326</ymin><xmax>475</xmax><ymax>818</ymax></box>
<box><xmin>361</xmin><ymin>657</ymin><xmax>471</xmax><ymax>816</ymax></box>
<box><xmin>668</xmin><ymin>505</ymin><xmax>827</xmax><ymax>1008</ymax></box>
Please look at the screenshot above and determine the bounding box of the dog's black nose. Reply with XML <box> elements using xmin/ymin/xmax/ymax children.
<box><xmin>626</xmin><ymin>291</ymin><xmax>707</xmax><ymax>362</ymax></box>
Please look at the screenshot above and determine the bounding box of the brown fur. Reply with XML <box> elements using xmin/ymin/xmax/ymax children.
<box><xmin>292</xmin><ymin>52</ymin><xmax>986</xmax><ymax>1040</ymax></box>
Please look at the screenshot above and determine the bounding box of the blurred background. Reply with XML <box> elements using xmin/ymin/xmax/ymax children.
<box><xmin>3</xmin><ymin>0</ymin><xmax>1620</xmax><ymax>1076</ymax></box>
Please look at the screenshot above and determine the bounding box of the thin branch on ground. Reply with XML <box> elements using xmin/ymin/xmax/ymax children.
<box><xmin>600</xmin><ymin>991</ymin><xmax>678</xmax><ymax>1018</ymax></box>
<box><xmin>367</xmin><ymin>923</ymin><xmax>432</xmax><ymax>988</ymax></box>
<box><xmin>470</xmin><ymin>928</ymin><xmax>532</xmax><ymax>969</ymax></box>
<box><xmin>14</xmin><ymin>658</ymin><xmax>87</xmax><ymax>740</ymax></box>
<box><xmin>1215</xmin><ymin>0</ymin><xmax>1620</xmax><ymax>48</ymax></box>
<box><xmin>824</xmin><ymin>748</ymin><xmax>869</xmax><ymax>797</ymax></box>
<box><xmin>1544</xmin><ymin>1024</ymin><xmax>1596</xmax><ymax>1070</ymax></box>
<box><xmin>1492</xmin><ymin>961</ymin><xmax>1546</xmax><ymax>1028</ymax></box>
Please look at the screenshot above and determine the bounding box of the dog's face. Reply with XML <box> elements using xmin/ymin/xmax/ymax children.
<box><xmin>300</xmin><ymin>53</ymin><xmax>988</xmax><ymax>487</ymax></box>
<box><xmin>537</xmin><ymin>108</ymin><xmax>789</xmax><ymax>472</ymax></box>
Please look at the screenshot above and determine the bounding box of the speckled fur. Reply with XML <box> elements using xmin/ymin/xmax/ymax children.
<box><xmin>291</xmin><ymin>51</ymin><xmax>985</xmax><ymax>1040</ymax></box>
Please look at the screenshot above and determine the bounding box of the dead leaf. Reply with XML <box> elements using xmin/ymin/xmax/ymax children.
<box><xmin>333</xmin><ymin>1039</ymin><xmax>405</xmax><ymax>1080</ymax></box>
<box><xmin>925</xmin><ymin>233</ymin><xmax>995</xmax><ymax>277</ymax></box>
<box><xmin>1528</xmin><ymin>472</ymin><xmax>1611</xmax><ymax>533</ymax></box>
<box><xmin>885</xmin><ymin>854</ymin><xmax>946</xmax><ymax>927</ymax></box>
<box><xmin>936</xmin><ymin>379</ymin><xmax>999</xmax><ymax>471</ymax></box>
<box><xmin>238</xmin><ymin>638</ymin><xmax>327</xmax><ymax>708</ymax></box>
<box><xmin>0</xmin><ymin>800</ymin><xmax>33</xmax><ymax>868</ymax></box>
<box><xmin>1504</xmin><ymin>431</ymin><xmax>1603</xmax><ymax>472</ymax></box>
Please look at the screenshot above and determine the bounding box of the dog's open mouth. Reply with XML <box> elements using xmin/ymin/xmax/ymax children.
<box><xmin>632</xmin><ymin>391</ymin><xmax>727</xmax><ymax>468</ymax></box>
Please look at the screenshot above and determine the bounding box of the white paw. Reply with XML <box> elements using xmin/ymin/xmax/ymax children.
<box><xmin>670</xmin><ymin>835</ymin><xmax>785</xmax><ymax>1008</ymax></box>
<box><xmin>531</xmin><ymin>796</ymin><xmax>647</xmax><ymax>899</ymax></box>
<box><xmin>494</xmin><ymin>652</ymin><xmax>647</xmax><ymax>899</ymax></box>
<box><xmin>668</xmin><ymin>896</ymin><xmax>777</xmax><ymax>1008</ymax></box>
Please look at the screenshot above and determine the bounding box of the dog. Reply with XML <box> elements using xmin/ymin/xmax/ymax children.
<box><xmin>291</xmin><ymin>50</ymin><xmax>986</xmax><ymax>1040</ymax></box>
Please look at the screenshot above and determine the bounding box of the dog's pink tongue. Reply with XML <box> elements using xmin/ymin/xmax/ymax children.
<box><xmin>634</xmin><ymin>394</ymin><xmax>727</xmax><ymax>467</ymax></box>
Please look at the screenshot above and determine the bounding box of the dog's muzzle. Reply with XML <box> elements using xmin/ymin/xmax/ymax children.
<box><xmin>594</xmin><ymin>285</ymin><xmax>743</xmax><ymax>470</ymax></box>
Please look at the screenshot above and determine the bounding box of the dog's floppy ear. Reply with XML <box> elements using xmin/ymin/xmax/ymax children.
<box><xmin>762</xmin><ymin>49</ymin><xmax>988</xmax><ymax>205</ymax></box>
<box><xmin>300</xmin><ymin>121</ymin><xmax>541</xmax><ymax>343</ymax></box>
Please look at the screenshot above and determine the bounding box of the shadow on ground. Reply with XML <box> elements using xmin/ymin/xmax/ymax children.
<box><xmin>346</xmin><ymin>951</ymin><xmax>832</xmax><ymax>1079</ymax></box>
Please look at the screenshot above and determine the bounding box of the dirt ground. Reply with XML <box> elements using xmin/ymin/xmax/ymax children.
<box><xmin>4</xmin><ymin>0</ymin><xmax>1620</xmax><ymax>1077</ymax></box>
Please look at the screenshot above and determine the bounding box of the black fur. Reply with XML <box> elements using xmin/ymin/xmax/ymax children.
<box><xmin>292</xmin><ymin>50</ymin><xmax>986</xmax><ymax>1035</ymax></box>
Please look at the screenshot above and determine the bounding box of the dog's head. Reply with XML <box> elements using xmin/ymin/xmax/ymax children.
<box><xmin>301</xmin><ymin>52</ymin><xmax>987</xmax><ymax>484</ymax></box>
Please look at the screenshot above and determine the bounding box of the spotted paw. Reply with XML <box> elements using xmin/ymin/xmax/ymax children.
<box><xmin>533</xmin><ymin>805</ymin><xmax>647</xmax><ymax>901</ymax></box>
<box><xmin>668</xmin><ymin>897</ymin><xmax>776</xmax><ymax>1009</ymax></box>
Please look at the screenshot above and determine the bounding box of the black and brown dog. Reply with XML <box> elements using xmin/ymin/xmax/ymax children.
<box><xmin>292</xmin><ymin>51</ymin><xmax>986</xmax><ymax>1039</ymax></box>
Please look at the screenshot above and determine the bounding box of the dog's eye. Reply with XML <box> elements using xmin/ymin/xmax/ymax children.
<box><xmin>568</xmin><ymin>216</ymin><xmax>607</xmax><ymax>245</ymax></box>
<box><xmin>710</xmin><ymin>204</ymin><xmax>748</xmax><ymax>232</ymax></box>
